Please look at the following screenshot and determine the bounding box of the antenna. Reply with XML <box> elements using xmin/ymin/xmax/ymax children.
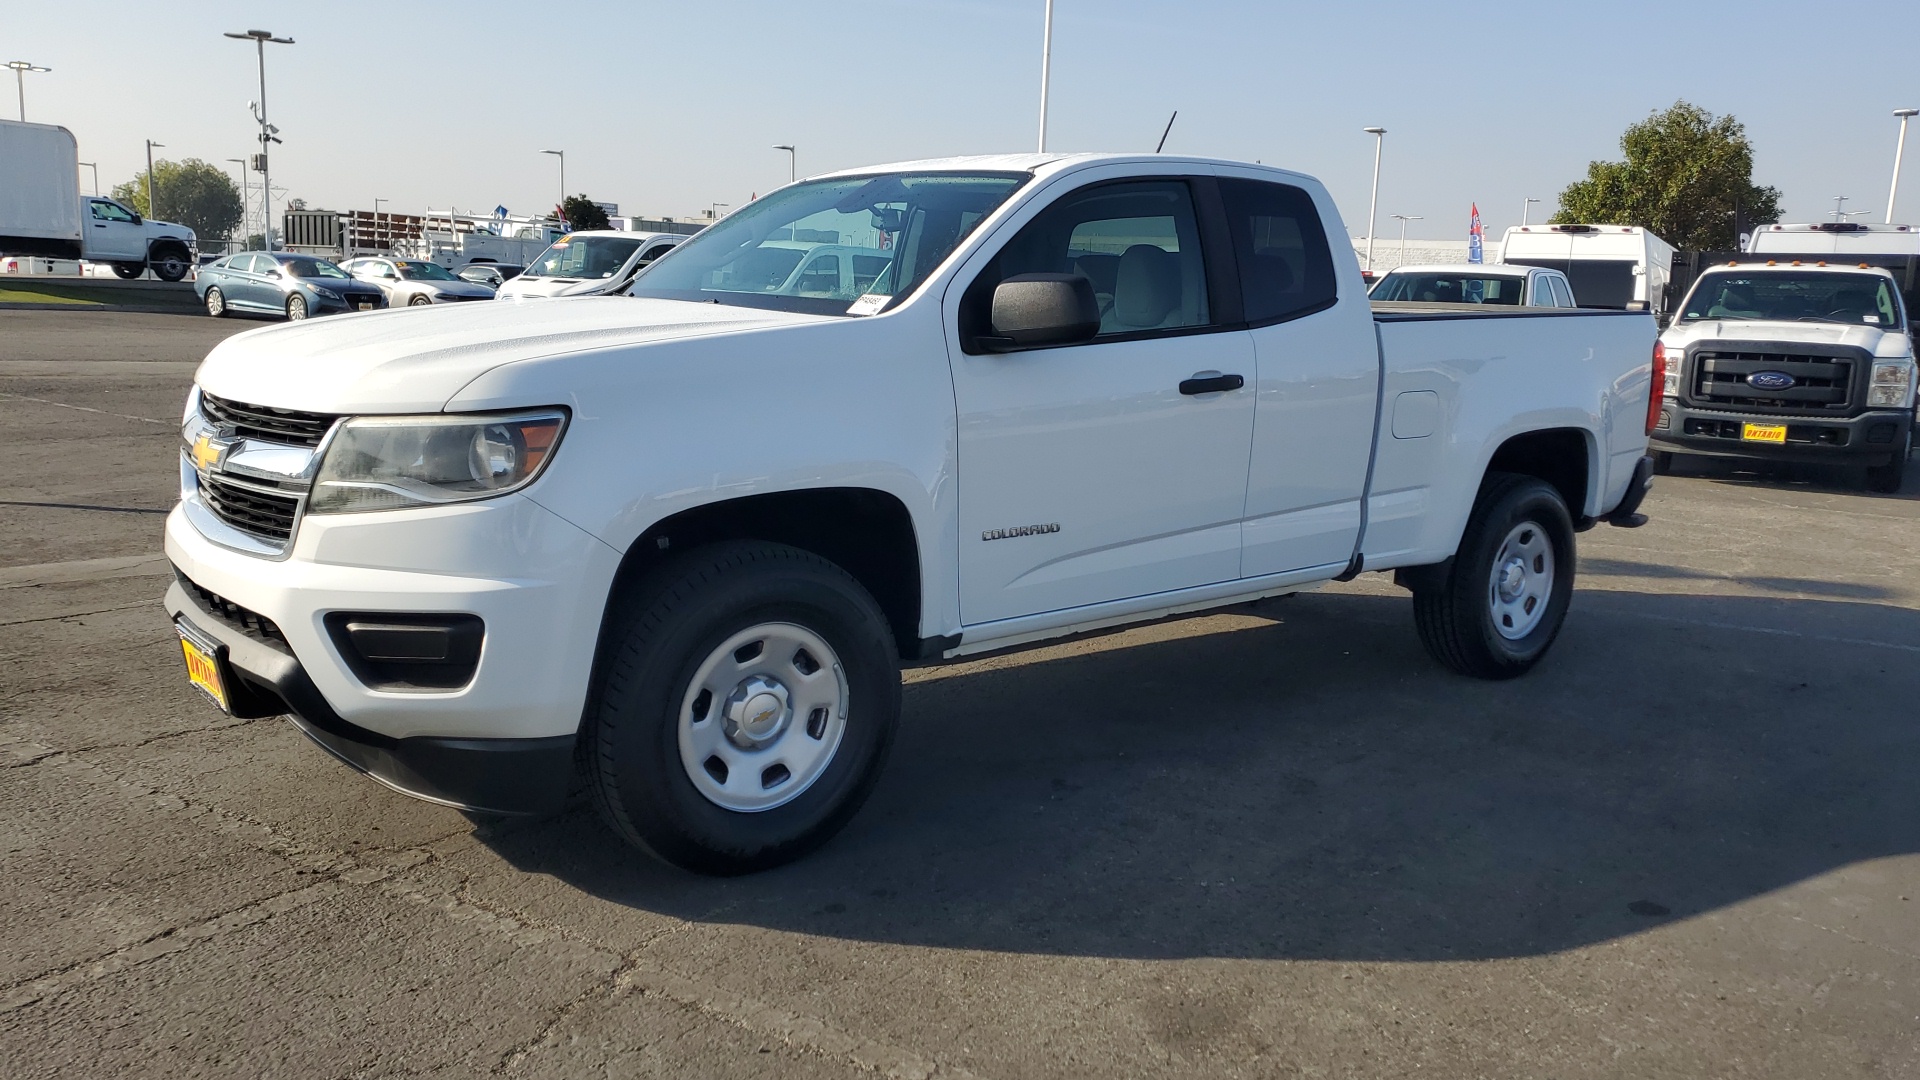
<box><xmin>1155</xmin><ymin>111</ymin><xmax>1178</xmax><ymax>153</ymax></box>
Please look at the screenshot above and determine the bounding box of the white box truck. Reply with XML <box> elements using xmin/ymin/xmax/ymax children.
<box><xmin>1500</xmin><ymin>224</ymin><xmax>1676</xmax><ymax>319</ymax></box>
<box><xmin>0</xmin><ymin>119</ymin><xmax>198</xmax><ymax>281</ymax></box>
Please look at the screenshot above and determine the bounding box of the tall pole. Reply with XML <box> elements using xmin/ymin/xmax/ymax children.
<box><xmin>1037</xmin><ymin>0</ymin><xmax>1054</xmax><ymax>153</ymax></box>
<box><xmin>542</xmin><ymin>150</ymin><xmax>565</xmax><ymax>217</ymax></box>
<box><xmin>1521</xmin><ymin>197</ymin><xmax>1540</xmax><ymax>226</ymax></box>
<box><xmin>6</xmin><ymin>61</ymin><xmax>49</xmax><ymax>122</ymax></box>
<box><xmin>226</xmin><ymin>159</ymin><xmax>250</xmax><ymax>249</ymax></box>
<box><xmin>1391</xmin><ymin>214</ymin><xmax>1422</xmax><ymax>266</ymax></box>
<box><xmin>145</xmin><ymin>140</ymin><xmax>164</xmax><ymax>220</ymax></box>
<box><xmin>226</xmin><ymin>31</ymin><xmax>294</xmax><ymax>251</ymax></box>
<box><xmin>774</xmin><ymin>144</ymin><xmax>796</xmax><ymax>184</ymax></box>
<box><xmin>1363</xmin><ymin>127</ymin><xmax>1386</xmax><ymax>272</ymax></box>
<box><xmin>1891</xmin><ymin>109</ymin><xmax>1918</xmax><ymax>224</ymax></box>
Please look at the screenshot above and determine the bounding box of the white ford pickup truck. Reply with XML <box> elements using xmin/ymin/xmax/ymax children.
<box><xmin>165</xmin><ymin>154</ymin><xmax>1657</xmax><ymax>873</ymax></box>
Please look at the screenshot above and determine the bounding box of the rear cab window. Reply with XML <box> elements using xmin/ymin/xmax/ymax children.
<box><xmin>1215</xmin><ymin>178</ymin><xmax>1337</xmax><ymax>324</ymax></box>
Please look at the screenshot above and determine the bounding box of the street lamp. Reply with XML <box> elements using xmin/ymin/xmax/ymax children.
<box><xmin>773</xmin><ymin>144</ymin><xmax>796</xmax><ymax>185</ymax></box>
<box><xmin>709</xmin><ymin>203</ymin><xmax>730</xmax><ymax>220</ymax></box>
<box><xmin>541</xmin><ymin>149</ymin><xmax>565</xmax><ymax>217</ymax></box>
<box><xmin>6</xmin><ymin>60</ymin><xmax>49</xmax><ymax>122</ymax></box>
<box><xmin>77</xmin><ymin>161</ymin><xmax>98</xmax><ymax>196</ymax></box>
<box><xmin>1890</xmin><ymin>108</ymin><xmax>1918</xmax><ymax>224</ymax></box>
<box><xmin>1362</xmin><ymin>127</ymin><xmax>1386</xmax><ymax>272</ymax></box>
<box><xmin>1390</xmin><ymin>214</ymin><xmax>1423</xmax><ymax>266</ymax></box>
<box><xmin>145</xmin><ymin>140</ymin><xmax>164</xmax><ymax>221</ymax></box>
<box><xmin>1037</xmin><ymin>0</ymin><xmax>1055</xmax><ymax>152</ymax></box>
<box><xmin>225</xmin><ymin>158</ymin><xmax>251</xmax><ymax>249</ymax></box>
<box><xmin>1521</xmin><ymin>197</ymin><xmax>1541</xmax><ymax>227</ymax></box>
<box><xmin>225</xmin><ymin>30</ymin><xmax>294</xmax><ymax>251</ymax></box>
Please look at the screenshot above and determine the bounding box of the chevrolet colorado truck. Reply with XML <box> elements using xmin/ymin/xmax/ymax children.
<box><xmin>1652</xmin><ymin>260</ymin><xmax>1915</xmax><ymax>492</ymax></box>
<box><xmin>164</xmin><ymin>153</ymin><xmax>1657</xmax><ymax>874</ymax></box>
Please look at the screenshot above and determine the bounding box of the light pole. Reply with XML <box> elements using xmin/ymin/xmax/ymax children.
<box><xmin>1521</xmin><ymin>197</ymin><xmax>1540</xmax><ymax>226</ymax></box>
<box><xmin>226</xmin><ymin>158</ymin><xmax>251</xmax><ymax>249</ymax></box>
<box><xmin>6</xmin><ymin>60</ymin><xmax>49</xmax><ymax>122</ymax></box>
<box><xmin>709</xmin><ymin>203</ymin><xmax>730</xmax><ymax>220</ymax></box>
<box><xmin>145</xmin><ymin>140</ymin><xmax>164</xmax><ymax>220</ymax></box>
<box><xmin>773</xmin><ymin>144</ymin><xmax>796</xmax><ymax>184</ymax></box>
<box><xmin>1037</xmin><ymin>0</ymin><xmax>1054</xmax><ymax>152</ymax></box>
<box><xmin>374</xmin><ymin>197</ymin><xmax>386</xmax><ymax>216</ymax></box>
<box><xmin>1390</xmin><ymin>214</ymin><xmax>1422</xmax><ymax>266</ymax></box>
<box><xmin>225</xmin><ymin>30</ymin><xmax>293</xmax><ymax>251</ymax></box>
<box><xmin>1362</xmin><ymin>127</ymin><xmax>1386</xmax><ymax>272</ymax></box>
<box><xmin>78</xmin><ymin>161</ymin><xmax>98</xmax><ymax>196</ymax></box>
<box><xmin>541</xmin><ymin>149</ymin><xmax>565</xmax><ymax>218</ymax></box>
<box><xmin>1890</xmin><ymin>108</ymin><xmax>1918</xmax><ymax>224</ymax></box>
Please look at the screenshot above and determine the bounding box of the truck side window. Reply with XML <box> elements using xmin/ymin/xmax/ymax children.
<box><xmin>1215</xmin><ymin>178</ymin><xmax>1336</xmax><ymax>324</ymax></box>
<box><xmin>639</xmin><ymin>243</ymin><xmax>675</xmax><ymax>263</ymax></box>
<box><xmin>91</xmin><ymin>201</ymin><xmax>135</xmax><ymax>223</ymax></box>
<box><xmin>975</xmin><ymin>180</ymin><xmax>1212</xmax><ymax>337</ymax></box>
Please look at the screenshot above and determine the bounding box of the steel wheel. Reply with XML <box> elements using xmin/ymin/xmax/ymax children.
<box><xmin>205</xmin><ymin>287</ymin><xmax>226</xmax><ymax>318</ymax></box>
<box><xmin>677</xmin><ymin>621</ymin><xmax>848</xmax><ymax>812</ymax></box>
<box><xmin>285</xmin><ymin>294</ymin><xmax>308</xmax><ymax>321</ymax></box>
<box><xmin>1487</xmin><ymin>520</ymin><xmax>1554</xmax><ymax>640</ymax></box>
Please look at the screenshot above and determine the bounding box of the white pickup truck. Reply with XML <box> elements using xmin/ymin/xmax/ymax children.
<box><xmin>164</xmin><ymin>153</ymin><xmax>1657</xmax><ymax>873</ymax></box>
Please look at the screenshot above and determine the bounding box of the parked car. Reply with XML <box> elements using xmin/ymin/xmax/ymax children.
<box><xmin>1369</xmin><ymin>263</ymin><xmax>1577</xmax><ymax>307</ymax></box>
<box><xmin>195</xmin><ymin>252</ymin><xmax>386</xmax><ymax>321</ymax></box>
<box><xmin>164</xmin><ymin>152</ymin><xmax>1656</xmax><ymax>875</ymax></box>
<box><xmin>456</xmin><ymin>262</ymin><xmax>524</xmax><ymax>287</ymax></box>
<box><xmin>340</xmin><ymin>257</ymin><xmax>496</xmax><ymax>305</ymax></box>
<box><xmin>495</xmin><ymin>230</ymin><xmax>683</xmax><ymax>299</ymax></box>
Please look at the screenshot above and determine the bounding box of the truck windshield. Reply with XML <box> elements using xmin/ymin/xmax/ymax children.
<box><xmin>1679</xmin><ymin>271</ymin><xmax>1903</xmax><ymax>329</ymax></box>
<box><xmin>522</xmin><ymin>236</ymin><xmax>643</xmax><ymax>280</ymax></box>
<box><xmin>628</xmin><ymin>171</ymin><xmax>1029</xmax><ymax>315</ymax></box>
<box><xmin>1372</xmin><ymin>272</ymin><xmax>1526</xmax><ymax>304</ymax></box>
<box><xmin>1505</xmin><ymin>258</ymin><xmax>1635</xmax><ymax>308</ymax></box>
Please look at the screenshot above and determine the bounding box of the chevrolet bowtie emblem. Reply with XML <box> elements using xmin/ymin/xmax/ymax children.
<box><xmin>190</xmin><ymin>432</ymin><xmax>222</xmax><ymax>471</ymax></box>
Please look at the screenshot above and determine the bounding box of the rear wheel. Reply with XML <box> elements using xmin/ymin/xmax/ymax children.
<box><xmin>111</xmin><ymin>261</ymin><xmax>144</xmax><ymax>280</ymax></box>
<box><xmin>1411</xmin><ymin>473</ymin><xmax>1576</xmax><ymax>679</ymax></box>
<box><xmin>204</xmin><ymin>287</ymin><xmax>227</xmax><ymax>318</ymax></box>
<box><xmin>285</xmin><ymin>294</ymin><xmax>308</xmax><ymax>321</ymax></box>
<box><xmin>585</xmin><ymin>541</ymin><xmax>901</xmax><ymax>875</ymax></box>
<box><xmin>1866</xmin><ymin>428</ymin><xmax>1911</xmax><ymax>494</ymax></box>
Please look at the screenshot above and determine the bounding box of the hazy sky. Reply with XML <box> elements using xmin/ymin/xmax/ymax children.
<box><xmin>7</xmin><ymin>0</ymin><xmax>1919</xmax><ymax>240</ymax></box>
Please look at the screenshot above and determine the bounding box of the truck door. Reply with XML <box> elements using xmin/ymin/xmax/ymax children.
<box><xmin>85</xmin><ymin>199</ymin><xmax>145</xmax><ymax>261</ymax></box>
<box><xmin>1221</xmin><ymin>175</ymin><xmax>1381</xmax><ymax>577</ymax></box>
<box><xmin>949</xmin><ymin>177</ymin><xmax>1256</xmax><ymax>626</ymax></box>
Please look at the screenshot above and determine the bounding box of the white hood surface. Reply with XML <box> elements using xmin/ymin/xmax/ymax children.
<box><xmin>194</xmin><ymin>297</ymin><xmax>812</xmax><ymax>414</ymax></box>
<box><xmin>1661</xmin><ymin>319</ymin><xmax>1908</xmax><ymax>356</ymax></box>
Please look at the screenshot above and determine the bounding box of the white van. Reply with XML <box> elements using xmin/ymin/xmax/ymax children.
<box><xmin>1500</xmin><ymin>224</ymin><xmax>1676</xmax><ymax>317</ymax></box>
<box><xmin>496</xmin><ymin>230</ymin><xmax>685</xmax><ymax>299</ymax></box>
<box><xmin>1746</xmin><ymin>221</ymin><xmax>1920</xmax><ymax>257</ymax></box>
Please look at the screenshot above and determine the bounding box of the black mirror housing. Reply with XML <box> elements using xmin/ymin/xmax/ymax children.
<box><xmin>985</xmin><ymin>273</ymin><xmax>1101</xmax><ymax>351</ymax></box>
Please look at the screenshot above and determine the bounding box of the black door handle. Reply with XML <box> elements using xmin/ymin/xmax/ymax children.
<box><xmin>1179</xmin><ymin>372</ymin><xmax>1244</xmax><ymax>395</ymax></box>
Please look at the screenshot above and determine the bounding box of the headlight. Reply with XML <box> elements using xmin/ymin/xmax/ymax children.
<box><xmin>308</xmin><ymin>410</ymin><xmax>567</xmax><ymax>514</ymax></box>
<box><xmin>1869</xmin><ymin>361</ymin><xmax>1914</xmax><ymax>407</ymax></box>
<box><xmin>1661</xmin><ymin>341</ymin><xmax>1682</xmax><ymax>397</ymax></box>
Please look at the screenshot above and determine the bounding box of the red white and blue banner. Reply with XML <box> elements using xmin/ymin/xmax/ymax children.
<box><xmin>1468</xmin><ymin>203</ymin><xmax>1485</xmax><ymax>263</ymax></box>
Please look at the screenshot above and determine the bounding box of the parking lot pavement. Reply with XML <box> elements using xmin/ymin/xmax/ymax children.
<box><xmin>4</xmin><ymin>309</ymin><xmax>1918</xmax><ymax>1078</ymax></box>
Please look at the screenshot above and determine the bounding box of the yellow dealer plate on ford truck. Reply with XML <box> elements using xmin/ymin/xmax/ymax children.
<box><xmin>1741</xmin><ymin>422</ymin><xmax>1788</xmax><ymax>445</ymax></box>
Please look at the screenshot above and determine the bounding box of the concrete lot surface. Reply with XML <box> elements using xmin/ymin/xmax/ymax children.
<box><xmin>3</xmin><ymin>309</ymin><xmax>1917</xmax><ymax>1078</ymax></box>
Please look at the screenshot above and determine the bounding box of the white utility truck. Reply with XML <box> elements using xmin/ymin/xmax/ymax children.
<box><xmin>1501</xmin><ymin>224</ymin><xmax>1675</xmax><ymax>317</ymax></box>
<box><xmin>1652</xmin><ymin>259</ymin><xmax>1915</xmax><ymax>491</ymax></box>
<box><xmin>163</xmin><ymin>154</ymin><xmax>1658</xmax><ymax>873</ymax></box>
<box><xmin>0</xmin><ymin>119</ymin><xmax>198</xmax><ymax>281</ymax></box>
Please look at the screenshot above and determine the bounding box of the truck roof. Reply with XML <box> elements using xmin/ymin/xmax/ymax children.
<box><xmin>1693</xmin><ymin>260</ymin><xmax>1897</xmax><ymax>279</ymax></box>
<box><xmin>808</xmin><ymin>152</ymin><xmax>1318</xmax><ymax>187</ymax></box>
<box><xmin>1747</xmin><ymin>222</ymin><xmax>1920</xmax><ymax>254</ymax></box>
<box><xmin>1378</xmin><ymin>263</ymin><xmax>1532</xmax><ymax>277</ymax></box>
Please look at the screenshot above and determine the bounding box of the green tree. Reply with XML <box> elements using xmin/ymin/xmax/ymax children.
<box><xmin>111</xmin><ymin>159</ymin><xmax>245</xmax><ymax>242</ymax></box>
<box><xmin>561</xmin><ymin>194</ymin><xmax>611</xmax><ymax>231</ymax></box>
<box><xmin>1552</xmin><ymin>101</ymin><xmax>1781</xmax><ymax>249</ymax></box>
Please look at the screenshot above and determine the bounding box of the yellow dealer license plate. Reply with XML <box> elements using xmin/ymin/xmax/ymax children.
<box><xmin>1741</xmin><ymin>422</ymin><xmax>1788</xmax><ymax>445</ymax></box>
<box><xmin>178</xmin><ymin>623</ymin><xmax>230</xmax><ymax>713</ymax></box>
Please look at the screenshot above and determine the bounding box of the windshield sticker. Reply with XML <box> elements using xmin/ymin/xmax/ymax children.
<box><xmin>1865</xmin><ymin>315</ymin><xmax>1881</xmax><ymax>323</ymax></box>
<box><xmin>846</xmin><ymin>293</ymin><xmax>889</xmax><ymax>317</ymax></box>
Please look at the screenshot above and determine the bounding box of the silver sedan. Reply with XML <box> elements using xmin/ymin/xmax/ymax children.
<box><xmin>341</xmin><ymin>257</ymin><xmax>497</xmax><ymax>306</ymax></box>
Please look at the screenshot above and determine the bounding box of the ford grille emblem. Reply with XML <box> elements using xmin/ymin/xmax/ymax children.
<box><xmin>1746</xmin><ymin>370</ymin><xmax>1796</xmax><ymax>391</ymax></box>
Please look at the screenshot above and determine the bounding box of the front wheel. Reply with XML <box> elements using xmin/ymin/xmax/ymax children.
<box><xmin>150</xmin><ymin>249</ymin><xmax>190</xmax><ymax>282</ymax></box>
<box><xmin>1865</xmin><ymin>428</ymin><xmax>1911</xmax><ymax>494</ymax></box>
<box><xmin>585</xmin><ymin>541</ymin><xmax>901</xmax><ymax>875</ymax></box>
<box><xmin>204</xmin><ymin>287</ymin><xmax>227</xmax><ymax>318</ymax></box>
<box><xmin>408</xmin><ymin>294</ymin><xmax>432</xmax><ymax>307</ymax></box>
<box><xmin>285</xmin><ymin>294</ymin><xmax>308</xmax><ymax>321</ymax></box>
<box><xmin>1411</xmin><ymin>473</ymin><xmax>1576</xmax><ymax>679</ymax></box>
<box><xmin>111</xmin><ymin>261</ymin><xmax>144</xmax><ymax>280</ymax></box>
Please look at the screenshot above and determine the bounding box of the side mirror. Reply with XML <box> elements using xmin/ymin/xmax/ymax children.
<box><xmin>982</xmin><ymin>274</ymin><xmax>1101</xmax><ymax>352</ymax></box>
<box><xmin>129</xmin><ymin>213</ymin><xmax>143</xmax><ymax>225</ymax></box>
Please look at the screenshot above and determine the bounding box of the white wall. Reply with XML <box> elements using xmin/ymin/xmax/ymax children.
<box><xmin>1350</xmin><ymin>237</ymin><xmax>1502</xmax><ymax>271</ymax></box>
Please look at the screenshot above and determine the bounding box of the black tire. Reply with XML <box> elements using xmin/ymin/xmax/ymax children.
<box><xmin>1411</xmin><ymin>473</ymin><xmax>1576</xmax><ymax>679</ymax></box>
<box><xmin>585</xmin><ymin>541</ymin><xmax>901</xmax><ymax>875</ymax></box>
<box><xmin>1651</xmin><ymin>450</ymin><xmax>1674</xmax><ymax>475</ymax></box>
<box><xmin>285</xmin><ymin>294</ymin><xmax>308</xmax><ymax>321</ymax></box>
<box><xmin>204</xmin><ymin>287</ymin><xmax>227</xmax><ymax>318</ymax></box>
<box><xmin>150</xmin><ymin>247</ymin><xmax>190</xmax><ymax>282</ymax></box>
<box><xmin>111</xmin><ymin>261</ymin><xmax>144</xmax><ymax>280</ymax></box>
<box><xmin>408</xmin><ymin>294</ymin><xmax>432</xmax><ymax>307</ymax></box>
<box><xmin>1865</xmin><ymin>428</ymin><xmax>1911</xmax><ymax>494</ymax></box>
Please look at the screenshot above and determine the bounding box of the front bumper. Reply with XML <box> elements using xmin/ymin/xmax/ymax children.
<box><xmin>1650</xmin><ymin>401</ymin><xmax>1912</xmax><ymax>466</ymax></box>
<box><xmin>309</xmin><ymin>291</ymin><xmax>385</xmax><ymax>315</ymax></box>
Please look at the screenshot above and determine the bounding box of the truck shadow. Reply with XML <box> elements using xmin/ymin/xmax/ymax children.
<box><xmin>477</xmin><ymin>588</ymin><xmax>1920</xmax><ymax>962</ymax></box>
<box><xmin>1665</xmin><ymin>452</ymin><xmax>1917</xmax><ymax>500</ymax></box>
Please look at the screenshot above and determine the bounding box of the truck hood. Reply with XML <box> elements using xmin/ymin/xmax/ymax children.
<box><xmin>1660</xmin><ymin>319</ymin><xmax>1911</xmax><ymax>357</ymax></box>
<box><xmin>150</xmin><ymin>218</ymin><xmax>196</xmax><ymax>243</ymax></box>
<box><xmin>193</xmin><ymin>297</ymin><xmax>813</xmax><ymax>413</ymax></box>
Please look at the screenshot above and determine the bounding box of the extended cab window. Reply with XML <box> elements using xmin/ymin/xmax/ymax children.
<box><xmin>973</xmin><ymin>180</ymin><xmax>1213</xmax><ymax>337</ymax></box>
<box><xmin>1216</xmin><ymin>178</ymin><xmax>1336</xmax><ymax>324</ymax></box>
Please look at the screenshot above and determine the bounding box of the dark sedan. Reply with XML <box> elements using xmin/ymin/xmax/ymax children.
<box><xmin>196</xmin><ymin>252</ymin><xmax>387</xmax><ymax>321</ymax></box>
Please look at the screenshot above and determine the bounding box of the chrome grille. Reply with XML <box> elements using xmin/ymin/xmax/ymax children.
<box><xmin>200</xmin><ymin>473</ymin><xmax>299</xmax><ymax>543</ymax></box>
<box><xmin>200</xmin><ymin>393</ymin><xmax>338</xmax><ymax>447</ymax></box>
